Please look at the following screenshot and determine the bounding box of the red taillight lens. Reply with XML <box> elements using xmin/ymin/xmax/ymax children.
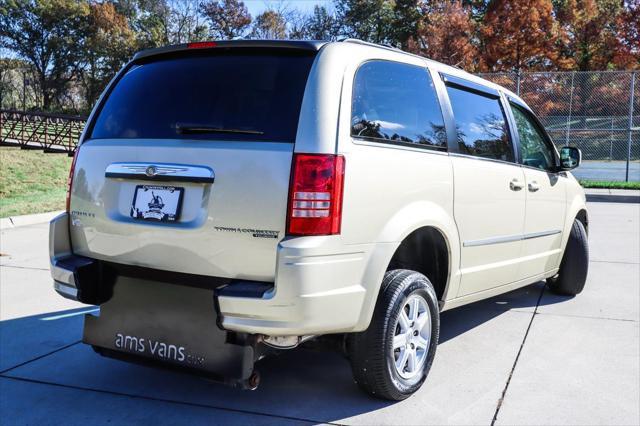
<box><xmin>287</xmin><ymin>153</ymin><xmax>345</xmax><ymax>236</ymax></box>
<box><xmin>187</xmin><ymin>41</ymin><xmax>217</xmax><ymax>49</ymax></box>
<box><xmin>66</xmin><ymin>147</ymin><xmax>79</xmax><ymax>212</ymax></box>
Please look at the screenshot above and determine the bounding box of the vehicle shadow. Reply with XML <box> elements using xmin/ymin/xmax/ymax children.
<box><xmin>0</xmin><ymin>281</ymin><xmax>572</xmax><ymax>423</ymax></box>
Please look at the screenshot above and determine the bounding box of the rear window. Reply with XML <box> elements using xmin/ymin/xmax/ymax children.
<box><xmin>89</xmin><ymin>50</ymin><xmax>315</xmax><ymax>142</ymax></box>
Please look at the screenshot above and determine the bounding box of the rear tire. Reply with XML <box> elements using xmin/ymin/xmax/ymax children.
<box><xmin>547</xmin><ymin>219</ymin><xmax>589</xmax><ymax>296</ymax></box>
<box><xmin>347</xmin><ymin>269</ymin><xmax>439</xmax><ymax>401</ymax></box>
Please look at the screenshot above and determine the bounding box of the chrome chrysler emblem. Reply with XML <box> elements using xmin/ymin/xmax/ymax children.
<box><xmin>145</xmin><ymin>165</ymin><xmax>157</xmax><ymax>177</ymax></box>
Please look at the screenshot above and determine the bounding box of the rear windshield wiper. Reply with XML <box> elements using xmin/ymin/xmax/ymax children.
<box><xmin>176</xmin><ymin>123</ymin><xmax>264</xmax><ymax>136</ymax></box>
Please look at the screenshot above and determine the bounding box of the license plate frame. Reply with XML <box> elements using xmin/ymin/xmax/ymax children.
<box><xmin>130</xmin><ymin>185</ymin><xmax>184</xmax><ymax>222</ymax></box>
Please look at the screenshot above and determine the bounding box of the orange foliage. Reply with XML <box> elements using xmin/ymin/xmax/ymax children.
<box><xmin>407</xmin><ymin>1</ymin><xmax>478</xmax><ymax>72</ymax></box>
<box><xmin>613</xmin><ymin>0</ymin><xmax>640</xmax><ymax>69</ymax></box>
<box><xmin>555</xmin><ymin>0</ymin><xmax>635</xmax><ymax>70</ymax></box>
<box><xmin>480</xmin><ymin>0</ymin><xmax>561</xmax><ymax>72</ymax></box>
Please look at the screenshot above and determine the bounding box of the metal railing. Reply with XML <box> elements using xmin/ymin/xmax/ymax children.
<box><xmin>0</xmin><ymin>109</ymin><xmax>86</xmax><ymax>154</ymax></box>
<box><xmin>478</xmin><ymin>71</ymin><xmax>639</xmax><ymax>182</ymax></box>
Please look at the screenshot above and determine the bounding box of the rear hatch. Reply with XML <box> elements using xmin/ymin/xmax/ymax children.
<box><xmin>69</xmin><ymin>46</ymin><xmax>317</xmax><ymax>281</ymax></box>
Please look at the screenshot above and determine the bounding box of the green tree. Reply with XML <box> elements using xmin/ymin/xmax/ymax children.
<box><xmin>392</xmin><ymin>0</ymin><xmax>421</xmax><ymax>49</ymax></box>
<box><xmin>0</xmin><ymin>0</ymin><xmax>90</xmax><ymax>111</ymax></box>
<box><xmin>115</xmin><ymin>0</ymin><xmax>174</xmax><ymax>48</ymax></box>
<box><xmin>0</xmin><ymin>58</ymin><xmax>33</xmax><ymax>109</ymax></box>
<box><xmin>299</xmin><ymin>5</ymin><xmax>340</xmax><ymax>40</ymax></box>
<box><xmin>335</xmin><ymin>0</ymin><xmax>395</xmax><ymax>44</ymax></box>
<box><xmin>200</xmin><ymin>0</ymin><xmax>251</xmax><ymax>39</ymax></box>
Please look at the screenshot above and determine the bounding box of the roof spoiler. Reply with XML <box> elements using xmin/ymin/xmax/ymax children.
<box><xmin>133</xmin><ymin>40</ymin><xmax>328</xmax><ymax>61</ymax></box>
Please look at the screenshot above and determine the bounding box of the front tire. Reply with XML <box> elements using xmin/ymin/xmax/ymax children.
<box><xmin>347</xmin><ymin>269</ymin><xmax>439</xmax><ymax>400</ymax></box>
<box><xmin>548</xmin><ymin>219</ymin><xmax>589</xmax><ymax>296</ymax></box>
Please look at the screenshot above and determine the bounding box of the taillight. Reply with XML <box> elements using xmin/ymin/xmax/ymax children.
<box><xmin>66</xmin><ymin>147</ymin><xmax>79</xmax><ymax>212</ymax></box>
<box><xmin>287</xmin><ymin>153</ymin><xmax>345</xmax><ymax>236</ymax></box>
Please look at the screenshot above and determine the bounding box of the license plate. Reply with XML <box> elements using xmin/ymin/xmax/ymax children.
<box><xmin>130</xmin><ymin>185</ymin><xmax>184</xmax><ymax>222</ymax></box>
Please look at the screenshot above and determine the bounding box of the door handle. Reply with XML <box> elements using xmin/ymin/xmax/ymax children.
<box><xmin>509</xmin><ymin>178</ymin><xmax>524</xmax><ymax>191</ymax></box>
<box><xmin>528</xmin><ymin>181</ymin><xmax>540</xmax><ymax>192</ymax></box>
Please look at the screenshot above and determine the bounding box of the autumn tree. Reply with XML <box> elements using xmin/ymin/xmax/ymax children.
<box><xmin>409</xmin><ymin>0</ymin><xmax>478</xmax><ymax>71</ymax></box>
<box><xmin>81</xmin><ymin>1</ymin><xmax>136</xmax><ymax>109</ymax></box>
<box><xmin>200</xmin><ymin>0</ymin><xmax>251</xmax><ymax>39</ymax></box>
<box><xmin>614</xmin><ymin>0</ymin><xmax>639</xmax><ymax>69</ymax></box>
<box><xmin>555</xmin><ymin>0</ymin><xmax>629</xmax><ymax>70</ymax></box>
<box><xmin>250</xmin><ymin>9</ymin><xmax>287</xmax><ymax>39</ymax></box>
<box><xmin>480</xmin><ymin>0</ymin><xmax>561</xmax><ymax>72</ymax></box>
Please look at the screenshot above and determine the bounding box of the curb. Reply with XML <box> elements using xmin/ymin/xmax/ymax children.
<box><xmin>584</xmin><ymin>189</ymin><xmax>640</xmax><ymax>204</ymax></box>
<box><xmin>0</xmin><ymin>211</ymin><xmax>64</xmax><ymax>230</ymax></box>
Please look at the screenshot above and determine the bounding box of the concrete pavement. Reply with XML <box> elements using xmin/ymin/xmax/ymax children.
<box><xmin>1</xmin><ymin>201</ymin><xmax>638</xmax><ymax>425</ymax></box>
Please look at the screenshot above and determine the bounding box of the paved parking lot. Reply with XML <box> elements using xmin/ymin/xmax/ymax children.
<box><xmin>1</xmin><ymin>201</ymin><xmax>639</xmax><ymax>425</ymax></box>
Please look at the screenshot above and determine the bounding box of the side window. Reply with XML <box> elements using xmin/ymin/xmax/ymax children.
<box><xmin>446</xmin><ymin>85</ymin><xmax>514</xmax><ymax>162</ymax></box>
<box><xmin>510</xmin><ymin>104</ymin><xmax>556</xmax><ymax>171</ymax></box>
<box><xmin>351</xmin><ymin>61</ymin><xmax>446</xmax><ymax>149</ymax></box>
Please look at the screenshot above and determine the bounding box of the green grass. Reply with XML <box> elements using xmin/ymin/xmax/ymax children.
<box><xmin>579</xmin><ymin>180</ymin><xmax>640</xmax><ymax>190</ymax></box>
<box><xmin>0</xmin><ymin>147</ymin><xmax>72</xmax><ymax>217</ymax></box>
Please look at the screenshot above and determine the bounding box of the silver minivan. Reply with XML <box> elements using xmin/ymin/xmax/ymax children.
<box><xmin>50</xmin><ymin>39</ymin><xmax>588</xmax><ymax>400</ymax></box>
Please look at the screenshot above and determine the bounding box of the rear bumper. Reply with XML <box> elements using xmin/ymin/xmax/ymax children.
<box><xmin>217</xmin><ymin>238</ymin><xmax>380</xmax><ymax>336</ymax></box>
<box><xmin>49</xmin><ymin>212</ymin><xmax>80</xmax><ymax>300</ymax></box>
<box><xmin>50</xmin><ymin>212</ymin><xmax>110</xmax><ymax>305</ymax></box>
<box><xmin>50</xmin><ymin>212</ymin><xmax>388</xmax><ymax>336</ymax></box>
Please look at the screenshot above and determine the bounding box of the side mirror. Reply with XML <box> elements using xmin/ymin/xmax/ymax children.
<box><xmin>559</xmin><ymin>146</ymin><xmax>581</xmax><ymax>171</ymax></box>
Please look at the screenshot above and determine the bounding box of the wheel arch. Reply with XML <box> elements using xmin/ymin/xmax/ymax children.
<box><xmin>386</xmin><ymin>226</ymin><xmax>450</xmax><ymax>303</ymax></box>
<box><xmin>558</xmin><ymin>193</ymin><xmax>589</xmax><ymax>269</ymax></box>
<box><xmin>575</xmin><ymin>208</ymin><xmax>589</xmax><ymax>235</ymax></box>
<box><xmin>353</xmin><ymin>200</ymin><xmax>461</xmax><ymax>331</ymax></box>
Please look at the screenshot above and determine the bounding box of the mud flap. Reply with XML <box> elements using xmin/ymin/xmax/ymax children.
<box><xmin>83</xmin><ymin>276</ymin><xmax>260</xmax><ymax>388</ymax></box>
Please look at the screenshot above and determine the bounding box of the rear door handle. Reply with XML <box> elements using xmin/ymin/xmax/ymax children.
<box><xmin>528</xmin><ymin>181</ymin><xmax>540</xmax><ymax>192</ymax></box>
<box><xmin>509</xmin><ymin>178</ymin><xmax>524</xmax><ymax>191</ymax></box>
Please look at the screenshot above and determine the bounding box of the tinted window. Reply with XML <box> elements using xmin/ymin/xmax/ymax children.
<box><xmin>511</xmin><ymin>104</ymin><xmax>555</xmax><ymax>170</ymax></box>
<box><xmin>89</xmin><ymin>50</ymin><xmax>315</xmax><ymax>142</ymax></box>
<box><xmin>446</xmin><ymin>86</ymin><xmax>514</xmax><ymax>162</ymax></box>
<box><xmin>351</xmin><ymin>61</ymin><xmax>446</xmax><ymax>149</ymax></box>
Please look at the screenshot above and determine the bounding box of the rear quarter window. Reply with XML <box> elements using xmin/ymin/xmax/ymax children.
<box><xmin>350</xmin><ymin>60</ymin><xmax>447</xmax><ymax>150</ymax></box>
<box><xmin>89</xmin><ymin>50</ymin><xmax>315</xmax><ymax>143</ymax></box>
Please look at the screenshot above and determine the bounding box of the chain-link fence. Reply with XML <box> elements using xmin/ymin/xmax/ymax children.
<box><xmin>478</xmin><ymin>71</ymin><xmax>639</xmax><ymax>182</ymax></box>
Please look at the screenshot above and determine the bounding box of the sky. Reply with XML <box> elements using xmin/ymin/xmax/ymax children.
<box><xmin>243</xmin><ymin>0</ymin><xmax>332</xmax><ymax>16</ymax></box>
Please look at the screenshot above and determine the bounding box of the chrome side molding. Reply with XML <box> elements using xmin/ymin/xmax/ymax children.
<box><xmin>464</xmin><ymin>229</ymin><xmax>562</xmax><ymax>247</ymax></box>
<box><xmin>105</xmin><ymin>162</ymin><xmax>215</xmax><ymax>184</ymax></box>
